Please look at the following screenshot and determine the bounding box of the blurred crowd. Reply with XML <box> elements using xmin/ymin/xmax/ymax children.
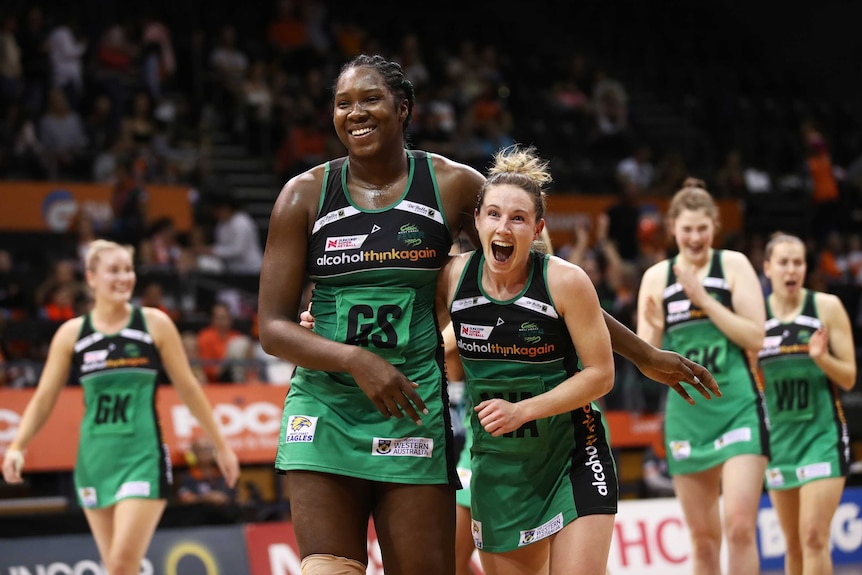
<box><xmin>1</xmin><ymin>0</ymin><xmax>862</xmax><ymax>406</ymax></box>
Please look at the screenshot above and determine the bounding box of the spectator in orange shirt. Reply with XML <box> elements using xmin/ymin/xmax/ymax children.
<box><xmin>196</xmin><ymin>301</ymin><xmax>252</xmax><ymax>383</ymax></box>
<box><xmin>41</xmin><ymin>284</ymin><xmax>77</xmax><ymax>322</ymax></box>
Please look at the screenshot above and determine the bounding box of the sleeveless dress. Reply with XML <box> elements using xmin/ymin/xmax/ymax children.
<box><xmin>450</xmin><ymin>251</ymin><xmax>618</xmax><ymax>553</ymax></box>
<box><xmin>662</xmin><ymin>250</ymin><xmax>769</xmax><ymax>475</ymax></box>
<box><xmin>72</xmin><ymin>307</ymin><xmax>172</xmax><ymax>508</ymax></box>
<box><xmin>760</xmin><ymin>289</ymin><xmax>850</xmax><ymax>489</ymax></box>
<box><xmin>275</xmin><ymin>150</ymin><xmax>459</xmax><ymax>486</ymax></box>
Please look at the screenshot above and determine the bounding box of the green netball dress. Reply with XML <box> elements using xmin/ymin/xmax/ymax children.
<box><xmin>275</xmin><ymin>150</ymin><xmax>459</xmax><ymax>487</ymax></box>
<box><xmin>72</xmin><ymin>307</ymin><xmax>172</xmax><ymax>508</ymax></box>
<box><xmin>760</xmin><ymin>290</ymin><xmax>850</xmax><ymax>490</ymax></box>
<box><xmin>450</xmin><ymin>251</ymin><xmax>618</xmax><ymax>553</ymax></box>
<box><xmin>662</xmin><ymin>250</ymin><xmax>769</xmax><ymax>475</ymax></box>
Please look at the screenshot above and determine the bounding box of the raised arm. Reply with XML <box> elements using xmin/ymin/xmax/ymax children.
<box><xmin>812</xmin><ymin>292</ymin><xmax>857</xmax><ymax>390</ymax></box>
<box><xmin>627</xmin><ymin>261</ymin><xmax>720</xmax><ymax>403</ymax></box>
<box><xmin>674</xmin><ymin>250</ymin><xmax>765</xmax><ymax>352</ymax></box>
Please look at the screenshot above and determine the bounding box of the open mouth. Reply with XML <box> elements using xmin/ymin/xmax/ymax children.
<box><xmin>351</xmin><ymin>127</ymin><xmax>374</xmax><ymax>137</ymax></box>
<box><xmin>491</xmin><ymin>240</ymin><xmax>514</xmax><ymax>263</ymax></box>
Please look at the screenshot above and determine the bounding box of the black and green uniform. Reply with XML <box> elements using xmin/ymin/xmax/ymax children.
<box><xmin>662</xmin><ymin>250</ymin><xmax>769</xmax><ymax>475</ymax></box>
<box><xmin>275</xmin><ymin>150</ymin><xmax>459</xmax><ymax>486</ymax></box>
<box><xmin>72</xmin><ymin>307</ymin><xmax>171</xmax><ymax>508</ymax></box>
<box><xmin>450</xmin><ymin>251</ymin><xmax>617</xmax><ymax>553</ymax></box>
<box><xmin>760</xmin><ymin>290</ymin><xmax>850</xmax><ymax>490</ymax></box>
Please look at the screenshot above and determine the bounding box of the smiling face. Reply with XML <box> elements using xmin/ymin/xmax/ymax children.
<box><xmin>765</xmin><ymin>240</ymin><xmax>806</xmax><ymax>298</ymax></box>
<box><xmin>332</xmin><ymin>66</ymin><xmax>407</xmax><ymax>158</ymax></box>
<box><xmin>476</xmin><ymin>184</ymin><xmax>544</xmax><ymax>274</ymax></box>
<box><xmin>672</xmin><ymin>208</ymin><xmax>715</xmax><ymax>266</ymax></box>
<box><xmin>86</xmin><ymin>247</ymin><xmax>135</xmax><ymax>305</ymax></box>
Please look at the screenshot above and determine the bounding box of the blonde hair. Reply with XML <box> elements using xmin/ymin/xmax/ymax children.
<box><xmin>765</xmin><ymin>231</ymin><xmax>805</xmax><ymax>260</ymax></box>
<box><xmin>477</xmin><ymin>144</ymin><xmax>552</xmax><ymax>220</ymax></box>
<box><xmin>85</xmin><ymin>239</ymin><xmax>135</xmax><ymax>272</ymax></box>
<box><xmin>667</xmin><ymin>177</ymin><xmax>720</xmax><ymax>225</ymax></box>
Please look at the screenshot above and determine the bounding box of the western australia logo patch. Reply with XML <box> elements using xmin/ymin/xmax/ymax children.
<box><xmin>372</xmin><ymin>437</ymin><xmax>433</xmax><ymax>457</ymax></box>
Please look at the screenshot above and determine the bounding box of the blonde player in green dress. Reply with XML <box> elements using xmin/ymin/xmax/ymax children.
<box><xmin>2</xmin><ymin>239</ymin><xmax>239</xmax><ymax>575</ymax></box>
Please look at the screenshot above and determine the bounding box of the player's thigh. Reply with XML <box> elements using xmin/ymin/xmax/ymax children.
<box><xmin>109</xmin><ymin>499</ymin><xmax>167</xmax><ymax>566</ymax></box>
<box><xmin>83</xmin><ymin>506</ymin><xmax>116</xmax><ymax>563</ymax></box>
<box><xmin>672</xmin><ymin>465</ymin><xmax>722</xmax><ymax>538</ymax></box>
<box><xmin>549</xmin><ymin>514</ymin><xmax>614</xmax><ymax>575</ymax></box>
<box><xmin>768</xmin><ymin>488</ymin><xmax>801</xmax><ymax>546</ymax></box>
<box><xmin>479</xmin><ymin>539</ymin><xmax>550</xmax><ymax>575</ymax></box>
<box><xmin>287</xmin><ymin>470</ymin><xmax>374</xmax><ymax>563</ymax></box>
<box><xmin>373</xmin><ymin>482</ymin><xmax>456</xmax><ymax>575</ymax></box>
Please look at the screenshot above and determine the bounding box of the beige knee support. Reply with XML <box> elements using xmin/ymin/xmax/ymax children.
<box><xmin>300</xmin><ymin>554</ymin><xmax>366</xmax><ymax>575</ymax></box>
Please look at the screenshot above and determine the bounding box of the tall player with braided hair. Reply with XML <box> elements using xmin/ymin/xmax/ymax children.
<box><xmin>262</xmin><ymin>54</ymin><xmax>718</xmax><ymax>575</ymax></box>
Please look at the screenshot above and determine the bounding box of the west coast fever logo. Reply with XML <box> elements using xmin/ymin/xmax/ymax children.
<box><xmin>397</xmin><ymin>223</ymin><xmax>424</xmax><ymax>247</ymax></box>
<box><xmin>518</xmin><ymin>321</ymin><xmax>543</xmax><ymax>344</ymax></box>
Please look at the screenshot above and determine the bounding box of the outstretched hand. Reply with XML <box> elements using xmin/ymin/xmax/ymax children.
<box><xmin>638</xmin><ymin>348</ymin><xmax>721</xmax><ymax>405</ymax></box>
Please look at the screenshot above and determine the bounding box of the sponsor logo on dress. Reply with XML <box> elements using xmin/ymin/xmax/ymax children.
<box><xmin>83</xmin><ymin>349</ymin><xmax>109</xmax><ymax>364</ymax></box>
<box><xmin>714</xmin><ymin>427</ymin><xmax>751</xmax><ymax>450</ymax></box>
<box><xmin>518</xmin><ymin>321</ymin><xmax>544</xmax><ymax>344</ymax></box>
<box><xmin>397</xmin><ymin>223</ymin><xmax>424</xmax><ymax>247</ymax></box>
<box><xmin>79</xmin><ymin>487</ymin><xmax>98</xmax><ymax>508</ymax></box>
<box><xmin>457</xmin><ymin>467</ymin><xmax>472</xmax><ymax>486</ymax></box>
<box><xmin>285</xmin><ymin>415</ymin><xmax>318</xmax><ymax>443</ymax></box>
<box><xmin>325</xmin><ymin>234</ymin><xmax>369</xmax><ymax>251</ymax></box>
<box><xmin>372</xmin><ymin>437</ymin><xmax>433</xmax><ymax>457</ymax></box>
<box><xmin>460</xmin><ymin>323</ymin><xmax>494</xmax><ymax>340</ymax></box>
<box><xmin>797</xmin><ymin>462</ymin><xmax>831</xmax><ymax>481</ymax></box>
<box><xmin>316</xmin><ymin>247</ymin><xmax>438</xmax><ymax>266</ymax></box>
<box><xmin>667</xmin><ymin>299</ymin><xmax>691</xmax><ymax>314</ymax></box>
<box><xmin>670</xmin><ymin>440</ymin><xmax>691</xmax><ymax>461</ymax></box>
<box><xmin>518</xmin><ymin>513</ymin><xmax>564</xmax><ymax>546</ymax></box>
<box><xmin>766</xmin><ymin>467</ymin><xmax>785</xmax><ymax>487</ymax></box>
<box><xmin>471</xmin><ymin>519</ymin><xmax>484</xmax><ymax>549</ymax></box>
<box><xmin>116</xmin><ymin>481</ymin><xmax>150</xmax><ymax>500</ymax></box>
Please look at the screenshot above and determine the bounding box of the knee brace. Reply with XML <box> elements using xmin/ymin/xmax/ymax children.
<box><xmin>300</xmin><ymin>554</ymin><xmax>366</xmax><ymax>575</ymax></box>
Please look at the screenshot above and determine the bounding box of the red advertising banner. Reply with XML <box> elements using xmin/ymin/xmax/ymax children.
<box><xmin>0</xmin><ymin>385</ymin><xmax>660</xmax><ymax>472</ymax></box>
<box><xmin>0</xmin><ymin>384</ymin><xmax>288</xmax><ymax>471</ymax></box>
<box><xmin>0</xmin><ymin>181</ymin><xmax>194</xmax><ymax>232</ymax></box>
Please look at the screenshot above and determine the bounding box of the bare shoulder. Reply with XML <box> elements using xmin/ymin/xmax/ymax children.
<box><xmin>53</xmin><ymin>316</ymin><xmax>85</xmax><ymax>348</ymax></box>
<box><xmin>141</xmin><ymin>306</ymin><xmax>177</xmax><ymax>339</ymax></box>
<box><xmin>720</xmin><ymin>249</ymin><xmax>755</xmax><ymax>268</ymax></box>
<box><xmin>546</xmin><ymin>255</ymin><xmax>592</xmax><ymax>294</ymax></box>
<box><xmin>813</xmin><ymin>291</ymin><xmax>846</xmax><ymax>316</ymax></box>
<box><xmin>641</xmin><ymin>258</ymin><xmax>669</xmax><ymax>287</ymax></box>
<box><xmin>272</xmin><ymin>164</ymin><xmax>328</xmax><ymax>215</ymax></box>
<box><xmin>428</xmin><ymin>153</ymin><xmax>485</xmax><ymax>196</ymax></box>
